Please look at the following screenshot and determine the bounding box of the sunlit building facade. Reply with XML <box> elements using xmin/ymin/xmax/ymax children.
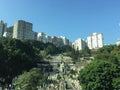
<box><xmin>0</xmin><ymin>20</ymin><xmax>7</xmax><ymax>37</ymax></box>
<box><xmin>13</xmin><ymin>20</ymin><xmax>34</xmax><ymax>40</ymax></box>
<box><xmin>60</xmin><ymin>36</ymin><xmax>69</xmax><ymax>46</ymax></box>
<box><xmin>72</xmin><ymin>38</ymin><xmax>87</xmax><ymax>51</ymax></box>
<box><xmin>116</xmin><ymin>39</ymin><xmax>120</xmax><ymax>46</ymax></box>
<box><xmin>46</xmin><ymin>35</ymin><xmax>52</xmax><ymax>43</ymax></box>
<box><xmin>37</xmin><ymin>32</ymin><xmax>47</xmax><ymax>43</ymax></box>
<box><xmin>52</xmin><ymin>36</ymin><xmax>58</xmax><ymax>46</ymax></box>
<box><xmin>87</xmin><ymin>33</ymin><xmax>103</xmax><ymax>49</ymax></box>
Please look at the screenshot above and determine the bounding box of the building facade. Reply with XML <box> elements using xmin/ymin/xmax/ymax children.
<box><xmin>34</xmin><ymin>32</ymin><xmax>38</xmax><ymax>40</ymax></box>
<box><xmin>0</xmin><ymin>19</ymin><xmax>73</xmax><ymax>48</ymax></box>
<box><xmin>116</xmin><ymin>39</ymin><xmax>120</xmax><ymax>46</ymax></box>
<box><xmin>37</xmin><ymin>32</ymin><xmax>47</xmax><ymax>43</ymax></box>
<box><xmin>72</xmin><ymin>38</ymin><xmax>87</xmax><ymax>51</ymax></box>
<box><xmin>3</xmin><ymin>32</ymin><xmax>12</xmax><ymax>38</ymax></box>
<box><xmin>87</xmin><ymin>33</ymin><xmax>103</xmax><ymax>49</ymax></box>
<box><xmin>57</xmin><ymin>37</ymin><xmax>64</xmax><ymax>47</ymax></box>
<box><xmin>52</xmin><ymin>36</ymin><xmax>58</xmax><ymax>46</ymax></box>
<box><xmin>46</xmin><ymin>35</ymin><xmax>52</xmax><ymax>43</ymax></box>
<box><xmin>60</xmin><ymin>36</ymin><xmax>69</xmax><ymax>46</ymax></box>
<box><xmin>0</xmin><ymin>20</ymin><xmax>7</xmax><ymax>37</ymax></box>
<box><xmin>13</xmin><ymin>20</ymin><xmax>34</xmax><ymax>40</ymax></box>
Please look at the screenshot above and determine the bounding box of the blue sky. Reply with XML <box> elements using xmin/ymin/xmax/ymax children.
<box><xmin>0</xmin><ymin>0</ymin><xmax>120</xmax><ymax>44</ymax></box>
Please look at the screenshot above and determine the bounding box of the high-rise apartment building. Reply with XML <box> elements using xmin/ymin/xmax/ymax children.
<box><xmin>37</xmin><ymin>32</ymin><xmax>47</xmax><ymax>43</ymax></box>
<box><xmin>34</xmin><ymin>32</ymin><xmax>38</xmax><ymax>40</ymax></box>
<box><xmin>72</xmin><ymin>38</ymin><xmax>87</xmax><ymax>51</ymax></box>
<box><xmin>0</xmin><ymin>20</ymin><xmax>7</xmax><ymax>37</ymax></box>
<box><xmin>87</xmin><ymin>33</ymin><xmax>103</xmax><ymax>49</ymax></box>
<box><xmin>57</xmin><ymin>37</ymin><xmax>64</xmax><ymax>47</ymax></box>
<box><xmin>60</xmin><ymin>36</ymin><xmax>69</xmax><ymax>45</ymax></box>
<box><xmin>116</xmin><ymin>39</ymin><xmax>120</xmax><ymax>46</ymax></box>
<box><xmin>52</xmin><ymin>36</ymin><xmax>58</xmax><ymax>46</ymax></box>
<box><xmin>46</xmin><ymin>35</ymin><xmax>52</xmax><ymax>43</ymax></box>
<box><xmin>3</xmin><ymin>32</ymin><xmax>13</xmax><ymax>38</ymax></box>
<box><xmin>13</xmin><ymin>20</ymin><xmax>34</xmax><ymax>40</ymax></box>
<box><xmin>0</xmin><ymin>19</ymin><xmax>72</xmax><ymax>47</ymax></box>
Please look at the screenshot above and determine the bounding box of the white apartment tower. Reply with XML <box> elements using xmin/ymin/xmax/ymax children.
<box><xmin>116</xmin><ymin>39</ymin><xmax>120</xmax><ymax>46</ymax></box>
<box><xmin>37</xmin><ymin>32</ymin><xmax>47</xmax><ymax>43</ymax></box>
<box><xmin>87</xmin><ymin>33</ymin><xmax>103</xmax><ymax>49</ymax></box>
<box><xmin>46</xmin><ymin>35</ymin><xmax>52</xmax><ymax>43</ymax></box>
<box><xmin>0</xmin><ymin>20</ymin><xmax>7</xmax><ymax>37</ymax></box>
<box><xmin>72</xmin><ymin>38</ymin><xmax>87</xmax><ymax>51</ymax></box>
<box><xmin>60</xmin><ymin>36</ymin><xmax>69</xmax><ymax>45</ymax></box>
<box><xmin>13</xmin><ymin>20</ymin><xmax>34</xmax><ymax>40</ymax></box>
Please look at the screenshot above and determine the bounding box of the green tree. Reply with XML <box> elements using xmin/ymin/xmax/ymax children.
<box><xmin>45</xmin><ymin>43</ymin><xmax>58</xmax><ymax>55</ymax></box>
<box><xmin>81</xmin><ymin>46</ymin><xmax>91</xmax><ymax>57</ymax></box>
<box><xmin>95</xmin><ymin>45</ymin><xmax>120</xmax><ymax>65</ymax></box>
<box><xmin>96</xmin><ymin>45</ymin><xmax>114</xmax><ymax>54</ymax></box>
<box><xmin>70</xmin><ymin>49</ymin><xmax>80</xmax><ymax>61</ymax></box>
<box><xmin>14</xmin><ymin>68</ymin><xmax>47</xmax><ymax>90</ymax></box>
<box><xmin>113</xmin><ymin>78</ymin><xmax>120</xmax><ymax>89</ymax></box>
<box><xmin>78</xmin><ymin>60</ymin><xmax>120</xmax><ymax>90</ymax></box>
<box><xmin>30</xmin><ymin>40</ymin><xmax>45</xmax><ymax>50</ymax></box>
<box><xmin>7</xmin><ymin>26</ymin><xmax>13</xmax><ymax>33</ymax></box>
<box><xmin>61</xmin><ymin>45</ymin><xmax>73</xmax><ymax>52</ymax></box>
<box><xmin>95</xmin><ymin>53</ymin><xmax>119</xmax><ymax>64</ymax></box>
<box><xmin>0</xmin><ymin>38</ymin><xmax>37</xmax><ymax>88</ymax></box>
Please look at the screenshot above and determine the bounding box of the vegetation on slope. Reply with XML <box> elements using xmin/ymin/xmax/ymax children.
<box><xmin>78</xmin><ymin>45</ymin><xmax>120</xmax><ymax>90</ymax></box>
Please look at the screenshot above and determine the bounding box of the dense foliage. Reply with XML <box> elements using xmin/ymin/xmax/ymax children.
<box><xmin>27</xmin><ymin>40</ymin><xmax>60</xmax><ymax>57</ymax></box>
<box><xmin>7</xmin><ymin>26</ymin><xmax>13</xmax><ymax>33</ymax></box>
<box><xmin>78</xmin><ymin>60</ymin><xmax>120</xmax><ymax>90</ymax></box>
<box><xmin>95</xmin><ymin>45</ymin><xmax>120</xmax><ymax>64</ymax></box>
<box><xmin>78</xmin><ymin>45</ymin><xmax>120</xmax><ymax>90</ymax></box>
<box><xmin>60</xmin><ymin>45</ymin><xmax>91</xmax><ymax>61</ymax></box>
<box><xmin>0</xmin><ymin>37</ymin><xmax>90</xmax><ymax>89</ymax></box>
<box><xmin>14</xmin><ymin>68</ymin><xmax>47</xmax><ymax>90</ymax></box>
<box><xmin>0</xmin><ymin>38</ymin><xmax>38</xmax><ymax>87</ymax></box>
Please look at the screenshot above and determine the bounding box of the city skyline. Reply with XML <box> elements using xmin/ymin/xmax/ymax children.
<box><xmin>0</xmin><ymin>0</ymin><xmax>120</xmax><ymax>44</ymax></box>
<box><xmin>1</xmin><ymin>19</ymin><xmax>104</xmax><ymax>50</ymax></box>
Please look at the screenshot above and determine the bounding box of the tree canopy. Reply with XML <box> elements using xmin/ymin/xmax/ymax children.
<box><xmin>95</xmin><ymin>45</ymin><xmax>120</xmax><ymax>65</ymax></box>
<box><xmin>0</xmin><ymin>38</ymin><xmax>37</xmax><ymax>87</ymax></box>
<box><xmin>13</xmin><ymin>68</ymin><xmax>47</xmax><ymax>90</ymax></box>
<box><xmin>78</xmin><ymin>60</ymin><xmax>120</xmax><ymax>90</ymax></box>
<box><xmin>78</xmin><ymin>45</ymin><xmax>120</xmax><ymax>90</ymax></box>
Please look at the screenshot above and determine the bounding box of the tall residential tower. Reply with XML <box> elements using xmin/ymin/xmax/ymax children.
<box><xmin>13</xmin><ymin>20</ymin><xmax>34</xmax><ymax>40</ymax></box>
<box><xmin>0</xmin><ymin>20</ymin><xmax>7</xmax><ymax>37</ymax></box>
<box><xmin>87</xmin><ymin>33</ymin><xmax>103</xmax><ymax>49</ymax></box>
<box><xmin>72</xmin><ymin>38</ymin><xmax>87</xmax><ymax>51</ymax></box>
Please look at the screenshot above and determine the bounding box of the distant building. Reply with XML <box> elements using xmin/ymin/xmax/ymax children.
<box><xmin>60</xmin><ymin>36</ymin><xmax>69</xmax><ymax>46</ymax></box>
<box><xmin>37</xmin><ymin>32</ymin><xmax>46</xmax><ymax>43</ymax></box>
<box><xmin>1</xmin><ymin>19</ymin><xmax>72</xmax><ymax>47</ymax></box>
<box><xmin>72</xmin><ymin>38</ymin><xmax>87</xmax><ymax>51</ymax></box>
<box><xmin>57</xmin><ymin>37</ymin><xmax>64</xmax><ymax>47</ymax></box>
<box><xmin>69</xmin><ymin>41</ymin><xmax>72</xmax><ymax>46</ymax></box>
<box><xmin>3</xmin><ymin>32</ymin><xmax>12</xmax><ymax>38</ymax></box>
<box><xmin>3</xmin><ymin>26</ymin><xmax>13</xmax><ymax>38</ymax></box>
<box><xmin>116</xmin><ymin>39</ymin><xmax>120</xmax><ymax>46</ymax></box>
<box><xmin>34</xmin><ymin>32</ymin><xmax>38</xmax><ymax>40</ymax></box>
<box><xmin>46</xmin><ymin>35</ymin><xmax>52</xmax><ymax>43</ymax></box>
<box><xmin>52</xmin><ymin>36</ymin><xmax>58</xmax><ymax>46</ymax></box>
<box><xmin>13</xmin><ymin>20</ymin><xmax>34</xmax><ymax>40</ymax></box>
<box><xmin>87</xmin><ymin>33</ymin><xmax>103</xmax><ymax>49</ymax></box>
<box><xmin>0</xmin><ymin>20</ymin><xmax>7</xmax><ymax>37</ymax></box>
